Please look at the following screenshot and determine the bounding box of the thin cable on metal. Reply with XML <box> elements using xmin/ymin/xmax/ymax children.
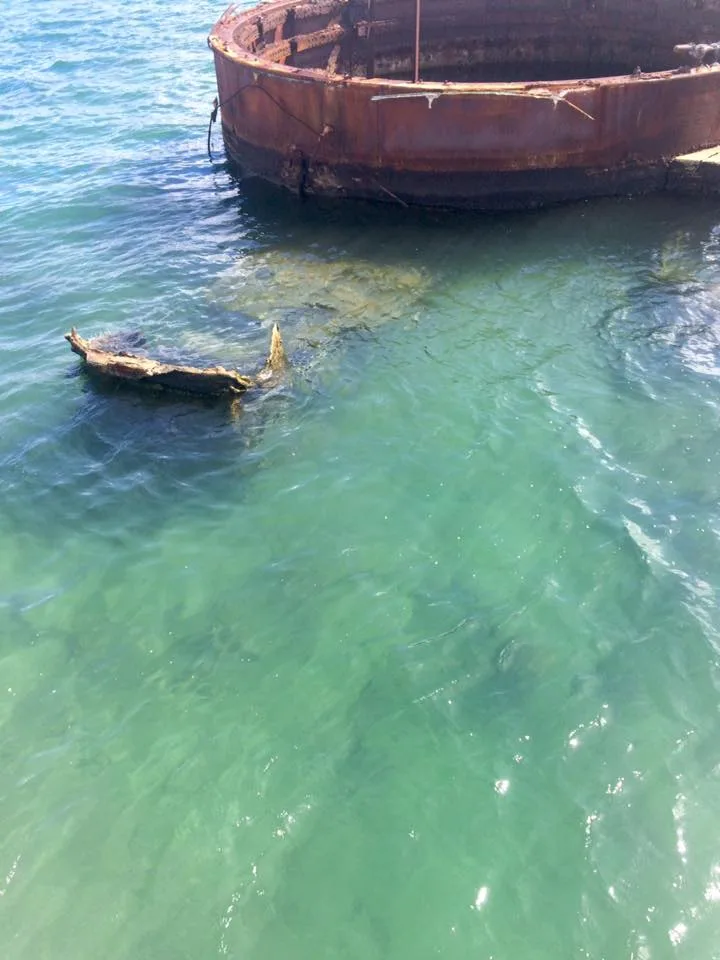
<box><xmin>207</xmin><ymin>82</ymin><xmax>324</xmax><ymax>162</ymax></box>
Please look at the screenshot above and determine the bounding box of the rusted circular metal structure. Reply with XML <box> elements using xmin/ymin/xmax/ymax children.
<box><xmin>208</xmin><ymin>0</ymin><xmax>720</xmax><ymax>209</ymax></box>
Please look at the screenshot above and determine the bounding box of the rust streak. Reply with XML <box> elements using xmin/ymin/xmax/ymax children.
<box><xmin>326</xmin><ymin>44</ymin><xmax>342</xmax><ymax>74</ymax></box>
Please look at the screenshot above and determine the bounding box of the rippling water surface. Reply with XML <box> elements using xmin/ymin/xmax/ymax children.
<box><xmin>3</xmin><ymin>3</ymin><xmax>720</xmax><ymax>958</ymax></box>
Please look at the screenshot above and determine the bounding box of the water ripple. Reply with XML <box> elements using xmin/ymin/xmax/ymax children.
<box><xmin>2</xmin><ymin>1</ymin><xmax>720</xmax><ymax>956</ymax></box>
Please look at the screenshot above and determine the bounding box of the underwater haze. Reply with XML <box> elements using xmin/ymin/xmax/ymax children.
<box><xmin>3</xmin><ymin>2</ymin><xmax>720</xmax><ymax>958</ymax></box>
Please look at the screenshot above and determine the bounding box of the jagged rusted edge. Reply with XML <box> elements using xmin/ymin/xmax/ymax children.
<box><xmin>65</xmin><ymin>323</ymin><xmax>288</xmax><ymax>399</ymax></box>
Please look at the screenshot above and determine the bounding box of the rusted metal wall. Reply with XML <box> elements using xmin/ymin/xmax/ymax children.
<box><xmin>209</xmin><ymin>0</ymin><xmax>720</xmax><ymax>208</ymax></box>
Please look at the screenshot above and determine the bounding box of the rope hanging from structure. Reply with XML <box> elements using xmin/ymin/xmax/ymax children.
<box><xmin>207</xmin><ymin>82</ymin><xmax>325</xmax><ymax>163</ymax></box>
<box><xmin>207</xmin><ymin>97</ymin><xmax>219</xmax><ymax>161</ymax></box>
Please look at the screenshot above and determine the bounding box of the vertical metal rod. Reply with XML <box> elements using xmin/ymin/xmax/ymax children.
<box><xmin>413</xmin><ymin>0</ymin><xmax>421</xmax><ymax>83</ymax></box>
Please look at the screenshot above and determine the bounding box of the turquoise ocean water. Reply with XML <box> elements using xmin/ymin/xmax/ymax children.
<box><xmin>3</xmin><ymin>3</ymin><xmax>720</xmax><ymax>957</ymax></box>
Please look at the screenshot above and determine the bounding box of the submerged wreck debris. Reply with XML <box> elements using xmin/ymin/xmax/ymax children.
<box><xmin>65</xmin><ymin>323</ymin><xmax>288</xmax><ymax>399</ymax></box>
<box><xmin>209</xmin><ymin>250</ymin><xmax>430</xmax><ymax>334</ymax></box>
<box><xmin>258</xmin><ymin>321</ymin><xmax>290</xmax><ymax>381</ymax></box>
<box><xmin>648</xmin><ymin>232</ymin><xmax>700</xmax><ymax>286</ymax></box>
<box><xmin>65</xmin><ymin>252</ymin><xmax>427</xmax><ymax>406</ymax></box>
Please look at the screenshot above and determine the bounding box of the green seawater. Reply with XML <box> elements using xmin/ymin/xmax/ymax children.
<box><xmin>3</xmin><ymin>3</ymin><xmax>720</xmax><ymax>958</ymax></box>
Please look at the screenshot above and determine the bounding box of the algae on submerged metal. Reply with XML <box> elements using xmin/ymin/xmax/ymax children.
<box><xmin>207</xmin><ymin>249</ymin><xmax>431</xmax><ymax>342</ymax></box>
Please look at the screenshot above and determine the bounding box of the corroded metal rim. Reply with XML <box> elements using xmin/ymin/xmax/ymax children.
<box><xmin>208</xmin><ymin>0</ymin><xmax>720</xmax><ymax>208</ymax></box>
<box><xmin>208</xmin><ymin>0</ymin><xmax>701</xmax><ymax>94</ymax></box>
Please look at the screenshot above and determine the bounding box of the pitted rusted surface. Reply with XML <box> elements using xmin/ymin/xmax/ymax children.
<box><xmin>208</xmin><ymin>0</ymin><xmax>720</xmax><ymax>208</ymax></box>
